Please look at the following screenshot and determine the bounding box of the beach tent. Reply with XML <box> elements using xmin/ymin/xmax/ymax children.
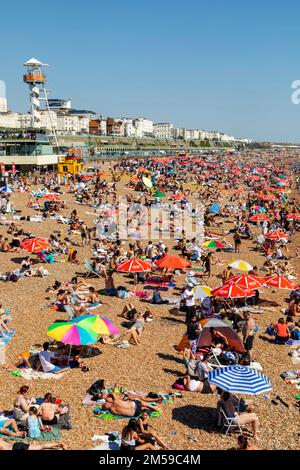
<box><xmin>209</xmin><ymin>203</ymin><xmax>220</xmax><ymax>214</ymax></box>
<box><xmin>197</xmin><ymin>318</ymin><xmax>245</xmax><ymax>353</ymax></box>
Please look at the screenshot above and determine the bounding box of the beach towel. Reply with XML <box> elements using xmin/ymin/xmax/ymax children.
<box><xmin>82</xmin><ymin>394</ymin><xmax>105</xmax><ymax>406</ymax></box>
<box><xmin>93</xmin><ymin>407</ymin><xmax>161</xmax><ymax>420</ymax></box>
<box><xmin>9</xmin><ymin>369</ymin><xmax>63</xmax><ymax>380</ymax></box>
<box><xmin>0</xmin><ymin>329</ymin><xmax>16</xmax><ymax>346</ymax></box>
<box><xmin>0</xmin><ymin>427</ymin><xmax>61</xmax><ymax>441</ymax></box>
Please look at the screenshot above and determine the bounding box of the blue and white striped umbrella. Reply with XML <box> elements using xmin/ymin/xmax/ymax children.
<box><xmin>208</xmin><ymin>366</ymin><xmax>272</xmax><ymax>395</ymax></box>
<box><xmin>0</xmin><ymin>186</ymin><xmax>13</xmax><ymax>193</ymax></box>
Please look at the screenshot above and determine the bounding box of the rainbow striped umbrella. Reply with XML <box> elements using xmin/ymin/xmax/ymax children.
<box><xmin>47</xmin><ymin>321</ymin><xmax>98</xmax><ymax>346</ymax></box>
<box><xmin>72</xmin><ymin>315</ymin><xmax>120</xmax><ymax>336</ymax></box>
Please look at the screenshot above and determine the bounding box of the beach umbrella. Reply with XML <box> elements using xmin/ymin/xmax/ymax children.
<box><xmin>286</xmin><ymin>213</ymin><xmax>300</xmax><ymax>220</ymax></box>
<box><xmin>154</xmin><ymin>255</ymin><xmax>190</xmax><ymax>270</ymax></box>
<box><xmin>42</xmin><ymin>194</ymin><xmax>60</xmax><ymax>201</ymax></box>
<box><xmin>20</xmin><ymin>237</ymin><xmax>51</xmax><ymax>253</ymax></box>
<box><xmin>226</xmin><ymin>273</ymin><xmax>265</xmax><ymax>290</ymax></box>
<box><xmin>211</xmin><ymin>284</ymin><xmax>255</xmax><ymax>299</ymax></box>
<box><xmin>258</xmin><ymin>194</ymin><xmax>277</xmax><ymax>201</ymax></box>
<box><xmin>208</xmin><ymin>366</ymin><xmax>272</xmax><ymax>395</ymax></box>
<box><xmin>265</xmin><ymin>230</ymin><xmax>289</xmax><ymax>240</ymax></box>
<box><xmin>227</xmin><ymin>260</ymin><xmax>253</xmax><ymax>272</ymax></box>
<box><xmin>142</xmin><ymin>176</ymin><xmax>153</xmax><ymax>188</ymax></box>
<box><xmin>193</xmin><ymin>285</ymin><xmax>212</xmax><ymax>300</ymax></box>
<box><xmin>153</xmin><ymin>190</ymin><xmax>166</xmax><ymax>198</ymax></box>
<box><xmin>130</xmin><ymin>176</ymin><xmax>139</xmax><ymax>183</ymax></box>
<box><xmin>72</xmin><ymin>315</ymin><xmax>120</xmax><ymax>336</ymax></box>
<box><xmin>251</xmin><ymin>205</ymin><xmax>267</xmax><ymax>212</ymax></box>
<box><xmin>249</xmin><ymin>215</ymin><xmax>269</xmax><ymax>223</ymax></box>
<box><xmin>171</xmin><ymin>193</ymin><xmax>185</xmax><ymax>200</ymax></box>
<box><xmin>197</xmin><ymin>319</ymin><xmax>245</xmax><ymax>353</ymax></box>
<box><xmin>116</xmin><ymin>258</ymin><xmax>152</xmax><ymax>273</ymax></box>
<box><xmin>202</xmin><ymin>240</ymin><xmax>224</xmax><ymax>249</ymax></box>
<box><xmin>0</xmin><ymin>186</ymin><xmax>14</xmax><ymax>193</ymax></box>
<box><xmin>47</xmin><ymin>321</ymin><xmax>98</xmax><ymax>346</ymax></box>
<box><xmin>263</xmin><ymin>275</ymin><xmax>298</xmax><ymax>290</ymax></box>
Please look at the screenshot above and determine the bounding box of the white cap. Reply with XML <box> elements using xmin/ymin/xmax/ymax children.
<box><xmin>187</xmin><ymin>271</ymin><xmax>195</xmax><ymax>277</ymax></box>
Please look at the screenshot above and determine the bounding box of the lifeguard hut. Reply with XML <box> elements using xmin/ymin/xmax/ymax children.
<box><xmin>57</xmin><ymin>148</ymin><xmax>82</xmax><ymax>176</ymax></box>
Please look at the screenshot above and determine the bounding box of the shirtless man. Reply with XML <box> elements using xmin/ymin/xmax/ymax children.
<box><xmin>0</xmin><ymin>439</ymin><xmax>66</xmax><ymax>451</ymax></box>
<box><xmin>242</xmin><ymin>312</ymin><xmax>255</xmax><ymax>362</ymax></box>
<box><xmin>103</xmin><ymin>393</ymin><xmax>161</xmax><ymax>418</ymax></box>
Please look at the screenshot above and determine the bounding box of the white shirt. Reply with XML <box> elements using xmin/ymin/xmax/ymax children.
<box><xmin>39</xmin><ymin>350</ymin><xmax>55</xmax><ymax>373</ymax></box>
<box><xmin>182</xmin><ymin>289</ymin><xmax>195</xmax><ymax>307</ymax></box>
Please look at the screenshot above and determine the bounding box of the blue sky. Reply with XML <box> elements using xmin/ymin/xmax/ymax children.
<box><xmin>1</xmin><ymin>0</ymin><xmax>300</xmax><ymax>142</ymax></box>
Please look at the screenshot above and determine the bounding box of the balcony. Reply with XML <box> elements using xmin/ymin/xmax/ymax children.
<box><xmin>23</xmin><ymin>74</ymin><xmax>46</xmax><ymax>83</ymax></box>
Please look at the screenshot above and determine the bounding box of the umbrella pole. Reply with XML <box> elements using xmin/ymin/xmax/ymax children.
<box><xmin>67</xmin><ymin>345</ymin><xmax>72</xmax><ymax>366</ymax></box>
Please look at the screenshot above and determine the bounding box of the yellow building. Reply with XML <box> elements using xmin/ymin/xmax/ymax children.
<box><xmin>57</xmin><ymin>156</ymin><xmax>82</xmax><ymax>176</ymax></box>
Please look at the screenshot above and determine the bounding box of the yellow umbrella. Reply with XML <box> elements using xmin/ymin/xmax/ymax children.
<box><xmin>142</xmin><ymin>176</ymin><xmax>153</xmax><ymax>189</ymax></box>
<box><xmin>193</xmin><ymin>285</ymin><xmax>212</xmax><ymax>300</ymax></box>
<box><xmin>227</xmin><ymin>260</ymin><xmax>253</xmax><ymax>272</ymax></box>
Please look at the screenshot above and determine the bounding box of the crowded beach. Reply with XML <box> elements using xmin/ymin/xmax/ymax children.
<box><xmin>0</xmin><ymin>148</ymin><xmax>300</xmax><ymax>451</ymax></box>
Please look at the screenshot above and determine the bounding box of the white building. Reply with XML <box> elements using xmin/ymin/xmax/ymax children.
<box><xmin>133</xmin><ymin>118</ymin><xmax>153</xmax><ymax>138</ymax></box>
<box><xmin>57</xmin><ymin>114</ymin><xmax>80</xmax><ymax>134</ymax></box>
<box><xmin>18</xmin><ymin>113</ymin><xmax>32</xmax><ymax>128</ymax></box>
<box><xmin>118</xmin><ymin>118</ymin><xmax>135</xmax><ymax>137</ymax></box>
<box><xmin>153</xmin><ymin>123</ymin><xmax>173</xmax><ymax>139</ymax></box>
<box><xmin>0</xmin><ymin>112</ymin><xmax>19</xmax><ymax>128</ymax></box>
<box><xmin>0</xmin><ymin>97</ymin><xmax>7</xmax><ymax>113</ymax></box>
<box><xmin>173</xmin><ymin>127</ymin><xmax>185</xmax><ymax>139</ymax></box>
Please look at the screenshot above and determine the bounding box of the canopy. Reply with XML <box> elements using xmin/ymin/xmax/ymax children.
<box><xmin>47</xmin><ymin>321</ymin><xmax>98</xmax><ymax>346</ymax></box>
<box><xmin>264</xmin><ymin>275</ymin><xmax>298</xmax><ymax>290</ymax></box>
<box><xmin>20</xmin><ymin>237</ymin><xmax>51</xmax><ymax>253</ymax></box>
<box><xmin>210</xmin><ymin>203</ymin><xmax>220</xmax><ymax>214</ymax></box>
<box><xmin>193</xmin><ymin>285</ymin><xmax>212</xmax><ymax>300</ymax></box>
<box><xmin>227</xmin><ymin>260</ymin><xmax>253</xmax><ymax>272</ymax></box>
<box><xmin>211</xmin><ymin>284</ymin><xmax>255</xmax><ymax>299</ymax></box>
<box><xmin>202</xmin><ymin>240</ymin><xmax>224</xmax><ymax>249</ymax></box>
<box><xmin>0</xmin><ymin>186</ymin><xmax>14</xmax><ymax>193</ymax></box>
<box><xmin>42</xmin><ymin>194</ymin><xmax>60</xmax><ymax>201</ymax></box>
<box><xmin>116</xmin><ymin>258</ymin><xmax>152</xmax><ymax>273</ymax></box>
<box><xmin>142</xmin><ymin>176</ymin><xmax>153</xmax><ymax>189</ymax></box>
<box><xmin>197</xmin><ymin>319</ymin><xmax>245</xmax><ymax>353</ymax></box>
<box><xmin>208</xmin><ymin>366</ymin><xmax>272</xmax><ymax>395</ymax></box>
<box><xmin>72</xmin><ymin>315</ymin><xmax>119</xmax><ymax>336</ymax></box>
<box><xmin>249</xmin><ymin>215</ymin><xmax>269</xmax><ymax>223</ymax></box>
<box><xmin>265</xmin><ymin>231</ymin><xmax>289</xmax><ymax>240</ymax></box>
<box><xmin>154</xmin><ymin>255</ymin><xmax>190</xmax><ymax>270</ymax></box>
<box><xmin>226</xmin><ymin>274</ymin><xmax>265</xmax><ymax>290</ymax></box>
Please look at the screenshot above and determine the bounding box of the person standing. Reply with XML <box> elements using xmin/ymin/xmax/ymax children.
<box><xmin>242</xmin><ymin>312</ymin><xmax>255</xmax><ymax>363</ymax></box>
<box><xmin>182</xmin><ymin>284</ymin><xmax>196</xmax><ymax>324</ymax></box>
<box><xmin>233</xmin><ymin>231</ymin><xmax>242</xmax><ymax>253</ymax></box>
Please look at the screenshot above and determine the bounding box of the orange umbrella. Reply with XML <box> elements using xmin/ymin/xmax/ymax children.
<box><xmin>171</xmin><ymin>193</ymin><xmax>185</xmax><ymax>200</ymax></box>
<box><xmin>286</xmin><ymin>213</ymin><xmax>300</xmax><ymax>220</ymax></box>
<box><xmin>226</xmin><ymin>274</ymin><xmax>265</xmax><ymax>290</ymax></box>
<box><xmin>265</xmin><ymin>230</ymin><xmax>289</xmax><ymax>240</ymax></box>
<box><xmin>42</xmin><ymin>194</ymin><xmax>60</xmax><ymax>202</ymax></box>
<box><xmin>249</xmin><ymin>215</ymin><xmax>269</xmax><ymax>223</ymax></box>
<box><xmin>116</xmin><ymin>258</ymin><xmax>152</xmax><ymax>273</ymax></box>
<box><xmin>211</xmin><ymin>284</ymin><xmax>255</xmax><ymax>299</ymax></box>
<box><xmin>20</xmin><ymin>237</ymin><xmax>51</xmax><ymax>253</ymax></box>
<box><xmin>154</xmin><ymin>255</ymin><xmax>190</xmax><ymax>270</ymax></box>
<box><xmin>263</xmin><ymin>275</ymin><xmax>298</xmax><ymax>289</ymax></box>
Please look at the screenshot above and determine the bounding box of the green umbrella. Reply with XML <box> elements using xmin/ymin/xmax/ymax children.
<box><xmin>153</xmin><ymin>190</ymin><xmax>166</xmax><ymax>198</ymax></box>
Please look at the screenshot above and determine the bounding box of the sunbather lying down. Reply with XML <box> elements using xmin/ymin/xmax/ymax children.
<box><xmin>0</xmin><ymin>439</ymin><xmax>66</xmax><ymax>451</ymax></box>
<box><xmin>103</xmin><ymin>393</ymin><xmax>161</xmax><ymax>417</ymax></box>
